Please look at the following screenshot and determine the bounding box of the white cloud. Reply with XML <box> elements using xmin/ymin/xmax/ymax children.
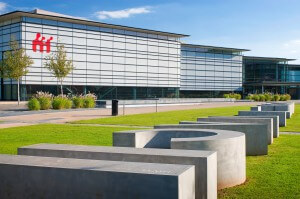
<box><xmin>0</xmin><ymin>2</ymin><xmax>7</xmax><ymax>13</ymax></box>
<box><xmin>95</xmin><ymin>7</ymin><xmax>151</xmax><ymax>20</ymax></box>
<box><xmin>283</xmin><ymin>39</ymin><xmax>300</xmax><ymax>54</ymax></box>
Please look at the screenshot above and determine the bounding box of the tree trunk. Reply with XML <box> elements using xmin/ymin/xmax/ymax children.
<box><xmin>17</xmin><ymin>78</ymin><xmax>20</xmax><ymax>106</ymax></box>
<box><xmin>60</xmin><ymin>80</ymin><xmax>63</xmax><ymax>96</ymax></box>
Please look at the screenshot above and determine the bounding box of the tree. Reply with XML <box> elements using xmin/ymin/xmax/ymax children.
<box><xmin>44</xmin><ymin>44</ymin><xmax>73</xmax><ymax>95</ymax></box>
<box><xmin>0</xmin><ymin>38</ymin><xmax>33</xmax><ymax>105</ymax></box>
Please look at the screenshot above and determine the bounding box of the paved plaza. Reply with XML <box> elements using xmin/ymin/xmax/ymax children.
<box><xmin>0</xmin><ymin>101</ymin><xmax>262</xmax><ymax>129</ymax></box>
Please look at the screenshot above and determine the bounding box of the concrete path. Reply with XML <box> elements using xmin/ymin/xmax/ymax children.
<box><xmin>280</xmin><ymin>132</ymin><xmax>300</xmax><ymax>135</ymax></box>
<box><xmin>0</xmin><ymin>101</ymin><xmax>262</xmax><ymax>129</ymax></box>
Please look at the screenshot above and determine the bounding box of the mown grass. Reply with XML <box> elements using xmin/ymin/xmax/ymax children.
<box><xmin>0</xmin><ymin>104</ymin><xmax>299</xmax><ymax>198</ymax></box>
<box><xmin>219</xmin><ymin>134</ymin><xmax>300</xmax><ymax>198</ymax></box>
<box><xmin>0</xmin><ymin>124</ymin><xmax>136</xmax><ymax>154</ymax></box>
<box><xmin>73</xmin><ymin>105</ymin><xmax>251</xmax><ymax>126</ymax></box>
<box><xmin>280</xmin><ymin>104</ymin><xmax>300</xmax><ymax>132</ymax></box>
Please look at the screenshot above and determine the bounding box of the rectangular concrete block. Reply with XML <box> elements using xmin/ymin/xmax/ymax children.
<box><xmin>238</xmin><ymin>110</ymin><xmax>286</xmax><ymax>127</ymax></box>
<box><xmin>195</xmin><ymin>117</ymin><xmax>274</xmax><ymax>143</ymax></box>
<box><xmin>19</xmin><ymin>144</ymin><xmax>216</xmax><ymax>199</ymax></box>
<box><xmin>274</xmin><ymin>105</ymin><xmax>292</xmax><ymax>118</ymax></box>
<box><xmin>261</xmin><ymin>104</ymin><xmax>275</xmax><ymax>111</ymax></box>
<box><xmin>155</xmin><ymin>123</ymin><xmax>268</xmax><ymax>156</ymax></box>
<box><xmin>261</xmin><ymin>103</ymin><xmax>292</xmax><ymax>118</ymax></box>
<box><xmin>251</xmin><ymin>106</ymin><xmax>261</xmax><ymax>111</ymax></box>
<box><xmin>232</xmin><ymin>116</ymin><xmax>279</xmax><ymax>138</ymax></box>
<box><xmin>0</xmin><ymin>154</ymin><xmax>195</xmax><ymax>199</ymax></box>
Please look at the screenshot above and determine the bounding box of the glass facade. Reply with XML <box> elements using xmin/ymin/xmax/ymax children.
<box><xmin>180</xmin><ymin>44</ymin><xmax>243</xmax><ymax>97</ymax></box>
<box><xmin>243</xmin><ymin>57</ymin><xmax>300</xmax><ymax>99</ymax></box>
<box><xmin>0</xmin><ymin>15</ymin><xmax>181</xmax><ymax>100</ymax></box>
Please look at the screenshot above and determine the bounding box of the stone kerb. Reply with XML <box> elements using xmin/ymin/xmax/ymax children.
<box><xmin>0</xmin><ymin>154</ymin><xmax>195</xmax><ymax>199</ymax></box>
<box><xmin>113</xmin><ymin>129</ymin><xmax>246</xmax><ymax>190</ymax></box>
<box><xmin>238</xmin><ymin>111</ymin><xmax>286</xmax><ymax>127</ymax></box>
<box><xmin>194</xmin><ymin>116</ymin><xmax>274</xmax><ymax>142</ymax></box>
<box><xmin>18</xmin><ymin>144</ymin><xmax>217</xmax><ymax>199</ymax></box>
<box><xmin>154</xmin><ymin>123</ymin><xmax>268</xmax><ymax>155</ymax></box>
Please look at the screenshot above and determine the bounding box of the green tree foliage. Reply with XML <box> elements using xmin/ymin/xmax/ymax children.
<box><xmin>0</xmin><ymin>38</ymin><xmax>33</xmax><ymax>105</ymax></box>
<box><xmin>44</xmin><ymin>44</ymin><xmax>73</xmax><ymax>95</ymax></box>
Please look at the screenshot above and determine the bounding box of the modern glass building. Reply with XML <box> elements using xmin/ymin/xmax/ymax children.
<box><xmin>180</xmin><ymin>44</ymin><xmax>248</xmax><ymax>98</ymax></box>
<box><xmin>0</xmin><ymin>9</ymin><xmax>186</xmax><ymax>100</ymax></box>
<box><xmin>0</xmin><ymin>9</ymin><xmax>299</xmax><ymax>100</ymax></box>
<box><xmin>243</xmin><ymin>56</ymin><xmax>300</xmax><ymax>99</ymax></box>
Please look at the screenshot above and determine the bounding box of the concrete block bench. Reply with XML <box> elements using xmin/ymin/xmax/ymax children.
<box><xmin>155</xmin><ymin>123</ymin><xmax>268</xmax><ymax>155</ymax></box>
<box><xmin>18</xmin><ymin>144</ymin><xmax>216</xmax><ymax>199</ymax></box>
<box><xmin>238</xmin><ymin>110</ymin><xmax>286</xmax><ymax>127</ymax></box>
<box><xmin>195</xmin><ymin>116</ymin><xmax>275</xmax><ymax>142</ymax></box>
<box><xmin>0</xmin><ymin>154</ymin><xmax>195</xmax><ymax>199</ymax></box>
<box><xmin>261</xmin><ymin>103</ymin><xmax>293</xmax><ymax>118</ymax></box>
<box><xmin>251</xmin><ymin>106</ymin><xmax>261</xmax><ymax>111</ymax></box>
<box><xmin>113</xmin><ymin>129</ymin><xmax>246</xmax><ymax>190</ymax></box>
<box><xmin>231</xmin><ymin>116</ymin><xmax>279</xmax><ymax>138</ymax></box>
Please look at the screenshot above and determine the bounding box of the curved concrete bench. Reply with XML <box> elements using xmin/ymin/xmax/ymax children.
<box><xmin>154</xmin><ymin>123</ymin><xmax>268</xmax><ymax>156</ymax></box>
<box><xmin>113</xmin><ymin>129</ymin><xmax>246</xmax><ymax>189</ymax></box>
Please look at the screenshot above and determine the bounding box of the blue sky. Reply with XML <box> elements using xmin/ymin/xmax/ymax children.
<box><xmin>1</xmin><ymin>0</ymin><xmax>300</xmax><ymax>63</ymax></box>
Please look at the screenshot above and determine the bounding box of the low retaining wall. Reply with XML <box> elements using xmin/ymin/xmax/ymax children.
<box><xmin>195</xmin><ymin>117</ymin><xmax>274</xmax><ymax>143</ymax></box>
<box><xmin>105</xmin><ymin>98</ymin><xmax>235</xmax><ymax>106</ymax></box>
<box><xmin>113</xmin><ymin>129</ymin><xmax>246</xmax><ymax>190</ymax></box>
<box><xmin>0</xmin><ymin>154</ymin><xmax>195</xmax><ymax>199</ymax></box>
<box><xmin>155</xmin><ymin>123</ymin><xmax>268</xmax><ymax>155</ymax></box>
<box><xmin>238</xmin><ymin>111</ymin><xmax>286</xmax><ymax>127</ymax></box>
<box><xmin>18</xmin><ymin>144</ymin><xmax>217</xmax><ymax>199</ymax></box>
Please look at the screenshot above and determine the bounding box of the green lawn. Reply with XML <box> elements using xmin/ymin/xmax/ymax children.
<box><xmin>0</xmin><ymin>104</ymin><xmax>299</xmax><ymax>198</ymax></box>
<box><xmin>280</xmin><ymin>104</ymin><xmax>300</xmax><ymax>132</ymax></box>
<box><xmin>219</xmin><ymin>134</ymin><xmax>300</xmax><ymax>198</ymax></box>
<box><xmin>73</xmin><ymin>105</ymin><xmax>251</xmax><ymax>126</ymax></box>
<box><xmin>0</xmin><ymin>124</ymin><xmax>136</xmax><ymax>154</ymax></box>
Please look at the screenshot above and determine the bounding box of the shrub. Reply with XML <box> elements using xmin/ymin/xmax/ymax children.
<box><xmin>264</xmin><ymin>93</ymin><xmax>272</xmax><ymax>101</ymax></box>
<box><xmin>83</xmin><ymin>97</ymin><xmax>96</xmax><ymax>108</ymax></box>
<box><xmin>258</xmin><ymin>94</ymin><xmax>265</xmax><ymax>101</ymax></box>
<box><xmin>245</xmin><ymin>95</ymin><xmax>252</xmax><ymax>100</ymax></box>
<box><xmin>65</xmin><ymin>99</ymin><xmax>73</xmax><ymax>109</ymax></box>
<box><xmin>285</xmin><ymin>94</ymin><xmax>291</xmax><ymax>101</ymax></box>
<box><xmin>72</xmin><ymin>96</ymin><xmax>84</xmax><ymax>108</ymax></box>
<box><xmin>52</xmin><ymin>96</ymin><xmax>72</xmax><ymax>110</ymax></box>
<box><xmin>28</xmin><ymin>98</ymin><xmax>40</xmax><ymax>110</ymax></box>
<box><xmin>273</xmin><ymin>94</ymin><xmax>280</xmax><ymax>101</ymax></box>
<box><xmin>223</xmin><ymin>93</ymin><xmax>241</xmax><ymax>100</ymax></box>
<box><xmin>280</xmin><ymin>95</ymin><xmax>287</xmax><ymax>101</ymax></box>
<box><xmin>234</xmin><ymin>93</ymin><xmax>241</xmax><ymax>100</ymax></box>
<box><xmin>38</xmin><ymin>97</ymin><xmax>52</xmax><ymax>110</ymax></box>
<box><xmin>83</xmin><ymin>93</ymin><xmax>97</xmax><ymax>108</ymax></box>
<box><xmin>34</xmin><ymin>91</ymin><xmax>53</xmax><ymax>110</ymax></box>
<box><xmin>223</xmin><ymin>94</ymin><xmax>230</xmax><ymax>98</ymax></box>
<box><xmin>252</xmin><ymin>94</ymin><xmax>260</xmax><ymax>101</ymax></box>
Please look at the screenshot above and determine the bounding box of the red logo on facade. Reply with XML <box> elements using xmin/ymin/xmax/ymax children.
<box><xmin>32</xmin><ymin>33</ymin><xmax>53</xmax><ymax>53</ymax></box>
